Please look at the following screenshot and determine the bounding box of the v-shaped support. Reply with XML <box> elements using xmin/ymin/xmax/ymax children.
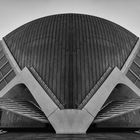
<box><xmin>0</xmin><ymin>67</ymin><xmax>59</xmax><ymax>118</ymax></box>
<box><xmin>82</xmin><ymin>67</ymin><xmax>140</xmax><ymax>119</ymax></box>
<box><xmin>1</xmin><ymin>67</ymin><xmax>140</xmax><ymax>134</ymax></box>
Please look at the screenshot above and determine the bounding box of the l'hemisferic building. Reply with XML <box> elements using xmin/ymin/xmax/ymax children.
<box><xmin>0</xmin><ymin>13</ymin><xmax>140</xmax><ymax>134</ymax></box>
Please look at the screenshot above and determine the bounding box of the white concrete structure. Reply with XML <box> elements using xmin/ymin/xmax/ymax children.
<box><xmin>0</xmin><ymin>14</ymin><xmax>140</xmax><ymax>134</ymax></box>
<box><xmin>0</xmin><ymin>66</ymin><xmax>140</xmax><ymax>133</ymax></box>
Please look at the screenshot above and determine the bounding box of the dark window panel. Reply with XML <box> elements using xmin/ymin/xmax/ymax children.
<box><xmin>136</xmin><ymin>80</ymin><xmax>140</xmax><ymax>89</ymax></box>
<box><xmin>126</xmin><ymin>70</ymin><xmax>137</xmax><ymax>83</ymax></box>
<box><xmin>0</xmin><ymin>56</ymin><xmax>7</xmax><ymax>68</ymax></box>
<box><xmin>1</xmin><ymin>62</ymin><xmax>12</xmax><ymax>76</ymax></box>
<box><xmin>0</xmin><ymin>80</ymin><xmax>6</xmax><ymax>90</ymax></box>
<box><xmin>5</xmin><ymin>71</ymin><xmax>16</xmax><ymax>83</ymax></box>
<box><xmin>130</xmin><ymin>62</ymin><xmax>140</xmax><ymax>77</ymax></box>
<box><xmin>135</xmin><ymin>56</ymin><xmax>140</xmax><ymax>66</ymax></box>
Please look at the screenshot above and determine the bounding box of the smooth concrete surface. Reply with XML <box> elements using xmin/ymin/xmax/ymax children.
<box><xmin>48</xmin><ymin>109</ymin><xmax>93</xmax><ymax>134</ymax></box>
<box><xmin>121</xmin><ymin>38</ymin><xmax>140</xmax><ymax>74</ymax></box>
<box><xmin>83</xmin><ymin>67</ymin><xmax>140</xmax><ymax>119</ymax></box>
<box><xmin>0</xmin><ymin>67</ymin><xmax>59</xmax><ymax>118</ymax></box>
<box><xmin>0</xmin><ymin>67</ymin><xmax>93</xmax><ymax>134</ymax></box>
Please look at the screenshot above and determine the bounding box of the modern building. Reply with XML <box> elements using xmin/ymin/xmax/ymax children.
<box><xmin>0</xmin><ymin>13</ymin><xmax>140</xmax><ymax>134</ymax></box>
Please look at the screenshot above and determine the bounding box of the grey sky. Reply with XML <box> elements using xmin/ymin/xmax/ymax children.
<box><xmin>0</xmin><ymin>0</ymin><xmax>140</xmax><ymax>38</ymax></box>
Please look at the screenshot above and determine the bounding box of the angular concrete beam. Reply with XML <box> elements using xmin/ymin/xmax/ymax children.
<box><xmin>48</xmin><ymin>109</ymin><xmax>93</xmax><ymax>134</ymax></box>
<box><xmin>0</xmin><ymin>67</ymin><xmax>94</xmax><ymax>134</ymax></box>
<box><xmin>49</xmin><ymin>67</ymin><xmax>140</xmax><ymax>134</ymax></box>
<box><xmin>83</xmin><ymin>67</ymin><xmax>140</xmax><ymax>120</ymax></box>
<box><xmin>1</xmin><ymin>66</ymin><xmax>140</xmax><ymax>134</ymax></box>
<box><xmin>0</xmin><ymin>67</ymin><xmax>59</xmax><ymax>117</ymax></box>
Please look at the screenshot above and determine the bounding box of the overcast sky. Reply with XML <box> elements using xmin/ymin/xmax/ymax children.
<box><xmin>0</xmin><ymin>0</ymin><xmax>140</xmax><ymax>38</ymax></box>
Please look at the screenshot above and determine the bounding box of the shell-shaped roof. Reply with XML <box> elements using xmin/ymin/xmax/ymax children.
<box><xmin>3</xmin><ymin>14</ymin><xmax>138</xmax><ymax>108</ymax></box>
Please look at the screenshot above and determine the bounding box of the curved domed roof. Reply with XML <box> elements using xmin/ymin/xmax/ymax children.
<box><xmin>3</xmin><ymin>14</ymin><xmax>138</xmax><ymax>108</ymax></box>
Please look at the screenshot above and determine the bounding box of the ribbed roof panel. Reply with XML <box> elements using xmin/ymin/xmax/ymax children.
<box><xmin>3</xmin><ymin>14</ymin><xmax>138</xmax><ymax>108</ymax></box>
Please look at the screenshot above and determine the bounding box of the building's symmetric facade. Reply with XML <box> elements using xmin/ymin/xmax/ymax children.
<box><xmin>0</xmin><ymin>13</ymin><xmax>140</xmax><ymax>133</ymax></box>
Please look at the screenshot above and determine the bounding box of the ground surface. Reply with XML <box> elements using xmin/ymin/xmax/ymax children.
<box><xmin>0</xmin><ymin>132</ymin><xmax>140</xmax><ymax>140</ymax></box>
